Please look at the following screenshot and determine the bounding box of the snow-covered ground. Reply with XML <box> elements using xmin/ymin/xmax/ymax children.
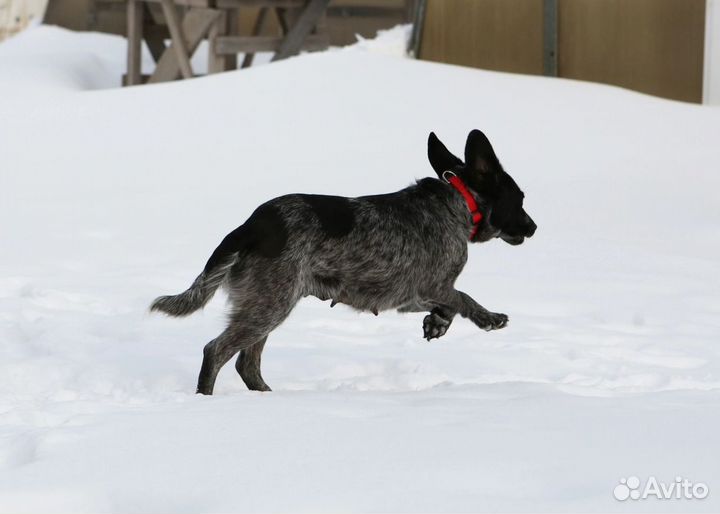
<box><xmin>1</xmin><ymin>25</ymin><xmax>720</xmax><ymax>513</ymax></box>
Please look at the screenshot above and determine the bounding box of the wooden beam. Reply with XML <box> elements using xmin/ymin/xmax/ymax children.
<box><xmin>148</xmin><ymin>7</ymin><xmax>221</xmax><ymax>83</ymax></box>
<box><xmin>225</xmin><ymin>8</ymin><xmax>238</xmax><ymax>69</ymax></box>
<box><xmin>326</xmin><ymin>6</ymin><xmax>406</xmax><ymax>18</ymax></box>
<box><xmin>142</xmin><ymin>0</ymin><xmax>213</xmax><ymax>7</ymax></box>
<box><xmin>241</xmin><ymin>7</ymin><xmax>269</xmax><ymax>68</ymax></box>
<box><xmin>215</xmin><ymin>0</ymin><xmax>306</xmax><ymax>7</ymax></box>
<box><xmin>143</xmin><ymin>10</ymin><xmax>168</xmax><ymax>63</ymax></box>
<box><xmin>216</xmin><ymin>33</ymin><xmax>328</xmax><ymax>54</ymax></box>
<box><xmin>160</xmin><ymin>0</ymin><xmax>194</xmax><ymax>79</ymax></box>
<box><xmin>126</xmin><ymin>0</ymin><xmax>143</xmax><ymax>86</ymax></box>
<box><xmin>272</xmin><ymin>0</ymin><xmax>329</xmax><ymax>61</ymax></box>
<box><xmin>207</xmin><ymin>10</ymin><xmax>239</xmax><ymax>73</ymax></box>
<box><xmin>275</xmin><ymin>7</ymin><xmax>289</xmax><ymax>34</ymax></box>
<box><xmin>122</xmin><ymin>73</ymin><xmax>152</xmax><ymax>83</ymax></box>
<box><xmin>207</xmin><ymin>11</ymin><xmax>226</xmax><ymax>74</ymax></box>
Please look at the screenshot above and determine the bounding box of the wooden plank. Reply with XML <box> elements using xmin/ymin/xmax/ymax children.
<box><xmin>225</xmin><ymin>8</ymin><xmax>238</xmax><ymax>69</ymax></box>
<box><xmin>206</xmin><ymin>0</ymin><xmax>410</xmax><ymax>48</ymax></box>
<box><xmin>216</xmin><ymin>0</ymin><xmax>306</xmax><ymax>7</ymax></box>
<box><xmin>125</xmin><ymin>72</ymin><xmax>207</xmax><ymax>82</ymax></box>
<box><xmin>148</xmin><ymin>7</ymin><xmax>221</xmax><ymax>83</ymax></box>
<box><xmin>144</xmin><ymin>30</ymin><xmax>167</xmax><ymax>63</ymax></box>
<box><xmin>143</xmin><ymin>7</ymin><xmax>168</xmax><ymax>63</ymax></box>
<box><xmin>160</xmin><ymin>0</ymin><xmax>194</xmax><ymax>79</ymax></box>
<box><xmin>207</xmin><ymin>11</ymin><xmax>226</xmax><ymax>74</ymax></box>
<box><xmin>216</xmin><ymin>33</ymin><xmax>328</xmax><ymax>54</ymax></box>
<box><xmin>143</xmin><ymin>0</ymin><xmax>213</xmax><ymax>7</ymax></box>
<box><xmin>122</xmin><ymin>73</ymin><xmax>152</xmax><ymax>83</ymax></box>
<box><xmin>241</xmin><ymin>7</ymin><xmax>269</xmax><ymax>68</ymax></box>
<box><xmin>326</xmin><ymin>6</ymin><xmax>406</xmax><ymax>18</ymax></box>
<box><xmin>275</xmin><ymin>7</ymin><xmax>290</xmax><ymax>34</ymax></box>
<box><xmin>126</xmin><ymin>0</ymin><xmax>143</xmax><ymax>86</ymax></box>
<box><xmin>313</xmin><ymin>1</ymin><xmax>327</xmax><ymax>34</ymax></box>
<box><xmin>272</xmin><ymin>0</ymin><xmax>330</xmax><ymax>61</ymax></box>
<box><xmin>207</xmin><ymin>10</ymin><xmax>238</xmax><ymax>73</ymax></box>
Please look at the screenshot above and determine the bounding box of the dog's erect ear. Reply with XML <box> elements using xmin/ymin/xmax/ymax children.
<box><xmin>428</xmin><ymin>132</ymin><xmax>463</xmax><ymax>177</ymax></box>
<box><xmin>464</xmin><ymin>129</ymin><xmax>501</xmax><ymax>174</ymax></box>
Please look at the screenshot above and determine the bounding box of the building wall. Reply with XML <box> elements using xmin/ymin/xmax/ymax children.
<box><xmin>420</xmin><ymin>0</ymin><xmax>544</xmax><ymax>76</ymax></box>
<box><xmin>419</xmin><ymin>0</ymin><xmax>707</xmax><ymax>104</ymax></box>
<box><xmin>558</xmin><ymin>0</ymin><xmax>705</xmax><ymax>104</ymax></box>
<box><xmin>706</xmin><ymin>0</ymin><xmax>720</xmax><ymax>104</ymax></box>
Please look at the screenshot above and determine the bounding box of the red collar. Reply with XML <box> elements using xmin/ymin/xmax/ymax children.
<box><xmin>443</xmin><ymin>171</ymin><xmax>483</xmax><ymax>240</ymax></box>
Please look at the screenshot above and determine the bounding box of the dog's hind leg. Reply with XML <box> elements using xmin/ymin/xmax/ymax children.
<box><xmin>196</xmin><ymin>327</ymin><xmax>251</xmax><ymax>395</ymax></box>
<box><xmin>235</xmin><ymin>337</ymin><xmax>271</xmax><ymax>392</ymax></box>
<box><xmin>197</xmin><ymin>282</ymin><xmax>300</xmax><ymax>394</ymax></box>
<box><xmin>197</xmin><ymin>326</ymin><xmax>273</xmax><ymax>395</ymax></box>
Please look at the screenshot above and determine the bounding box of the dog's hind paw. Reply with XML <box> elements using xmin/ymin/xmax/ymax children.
<box><xmin>423</xmin><ymin>311</ymin><xmax>452</xmax><ymax>341</ymax></box>
<box><xmin>472</xmin><ymin>311</ymin><xmax>509</xmax><ymax>332</ymax></box>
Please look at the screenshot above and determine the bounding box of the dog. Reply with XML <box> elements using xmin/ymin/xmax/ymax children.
<box><xmin>151</xmin><ymin>130</ymin><xmax>536</xmax><ymax>394</ymax></box>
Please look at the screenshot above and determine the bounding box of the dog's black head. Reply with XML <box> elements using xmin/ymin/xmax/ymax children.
<box><xmin>427</xmin><ymin>129</ymin><xmax>536</xmax><ymax>245</ymax></box>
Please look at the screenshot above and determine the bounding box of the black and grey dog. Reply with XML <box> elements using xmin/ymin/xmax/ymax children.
<box><xmin>151</xmin><ymin>130</ymin><xmax>536</xmax><ymax>394</ymax></box>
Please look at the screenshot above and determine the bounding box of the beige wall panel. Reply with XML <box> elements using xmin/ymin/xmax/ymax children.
<box><xmin>558</xmin><ymin>0</ymin><xmax>705</xmax><ymax>103</ymax></box>
<box><xmin>420</xmin><ymin>0</ymin><xmax>544</xmax><ymax>75</ymax></box>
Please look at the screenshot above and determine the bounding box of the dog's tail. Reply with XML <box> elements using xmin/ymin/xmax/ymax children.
<box><xmin>150</xmin><ymin>225</ymin><xmax>248</xmax><ymax>317</ymax></box>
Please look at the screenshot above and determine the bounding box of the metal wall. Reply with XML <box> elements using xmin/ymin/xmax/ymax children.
<box><xmin>419</xmin><ymin>0</ymin><xmax>706</xmax><ymax>103</ymax></box>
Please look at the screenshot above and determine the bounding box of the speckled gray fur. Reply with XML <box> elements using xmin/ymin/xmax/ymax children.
<box><xmin>151</xmin><ymin>130</ymin><xmax>536</xmax><ymax>394</ymax></box>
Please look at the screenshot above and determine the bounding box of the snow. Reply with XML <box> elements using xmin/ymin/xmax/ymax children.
<box><xmin>1</xmin><ymin>24</ymin><xmax>720</xmax><ymax>513</ymax></box>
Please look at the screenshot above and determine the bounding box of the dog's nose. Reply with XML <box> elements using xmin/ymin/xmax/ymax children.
<box><xmin>526</xmin><ymin>219</ymin><xmax>537</xmax><ymax>238</ymax></box>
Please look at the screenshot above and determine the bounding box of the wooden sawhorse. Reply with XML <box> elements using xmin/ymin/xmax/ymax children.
<box><xmin>125</xmin><ymin>0</ymin><xmax>330</xmax><ymax>85</ymax></box>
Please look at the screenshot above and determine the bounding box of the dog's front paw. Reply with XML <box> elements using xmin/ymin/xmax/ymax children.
<box><xmin>472</xmin><ymin>311</ymin><xmax>509</xmax><ymax>332</ymax></box>
<box><xmin>423</xmin><ymin>312</ymin><xmax>452</xmax><ymax>341</ymax></box>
